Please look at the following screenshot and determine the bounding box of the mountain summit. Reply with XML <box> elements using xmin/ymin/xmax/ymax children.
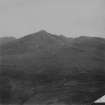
<box><xmin>0</xmin><ymin>30</ymin><xmax>68</xmax><ymax>55</ymax></box>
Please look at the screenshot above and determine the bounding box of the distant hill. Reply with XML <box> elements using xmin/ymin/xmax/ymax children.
<box><xmin>0</xmin><ymin>31</ymin><xmax>105</xmax><ymax>105</ymax></box>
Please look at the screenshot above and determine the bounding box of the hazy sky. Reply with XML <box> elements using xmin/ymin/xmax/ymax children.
<box><xmin>0</xmin><ymin>0</ymin><xmax>105</xmax><ymax>38</ymax></box>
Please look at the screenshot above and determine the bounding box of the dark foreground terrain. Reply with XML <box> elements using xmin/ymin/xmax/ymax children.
<box><xmin>0</xmin><ymin>30</ymin><xmax>105</xmax><ymax>105</ymax></box>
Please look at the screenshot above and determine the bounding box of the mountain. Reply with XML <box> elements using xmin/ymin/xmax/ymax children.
<box><xmin>0</xmin><ymin>31</ymin><xmax>105</xmax><ymax>105</ymax></box>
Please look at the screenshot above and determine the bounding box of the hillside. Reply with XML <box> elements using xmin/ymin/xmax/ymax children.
<box><xmin>0</xmin><ymin>31</ymin><xmax>105</xmax><ymax>105</ymax></box>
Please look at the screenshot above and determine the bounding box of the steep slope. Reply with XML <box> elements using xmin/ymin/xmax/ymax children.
<box><xmin>0</xmin><ymin>31</ymin><xmax>105</xmax><ymax>105</ymax></box>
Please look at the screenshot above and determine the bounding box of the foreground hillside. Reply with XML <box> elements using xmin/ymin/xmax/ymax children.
<box><xmin>0</xmin><ymin>31</ymin><xmax>105</xmax><ymax>105</ymax></box>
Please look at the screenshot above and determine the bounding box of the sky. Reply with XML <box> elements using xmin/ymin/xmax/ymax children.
<box><xmin>0</xmin><ymin>0</ymin><xmax>105</xmax><ymax>38</ymax></box>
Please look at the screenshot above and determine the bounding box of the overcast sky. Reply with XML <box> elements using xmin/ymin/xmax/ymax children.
<box><xmin>0</xmin><ymin>0</ymin><xmax>105</xmax><ymax>38</ymax></box>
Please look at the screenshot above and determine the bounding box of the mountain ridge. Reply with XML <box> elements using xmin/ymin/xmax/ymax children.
<box><xmin>0</xmin><ymin>30</ymin><xmax>105</xmax><ymax>105</ymax></box>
